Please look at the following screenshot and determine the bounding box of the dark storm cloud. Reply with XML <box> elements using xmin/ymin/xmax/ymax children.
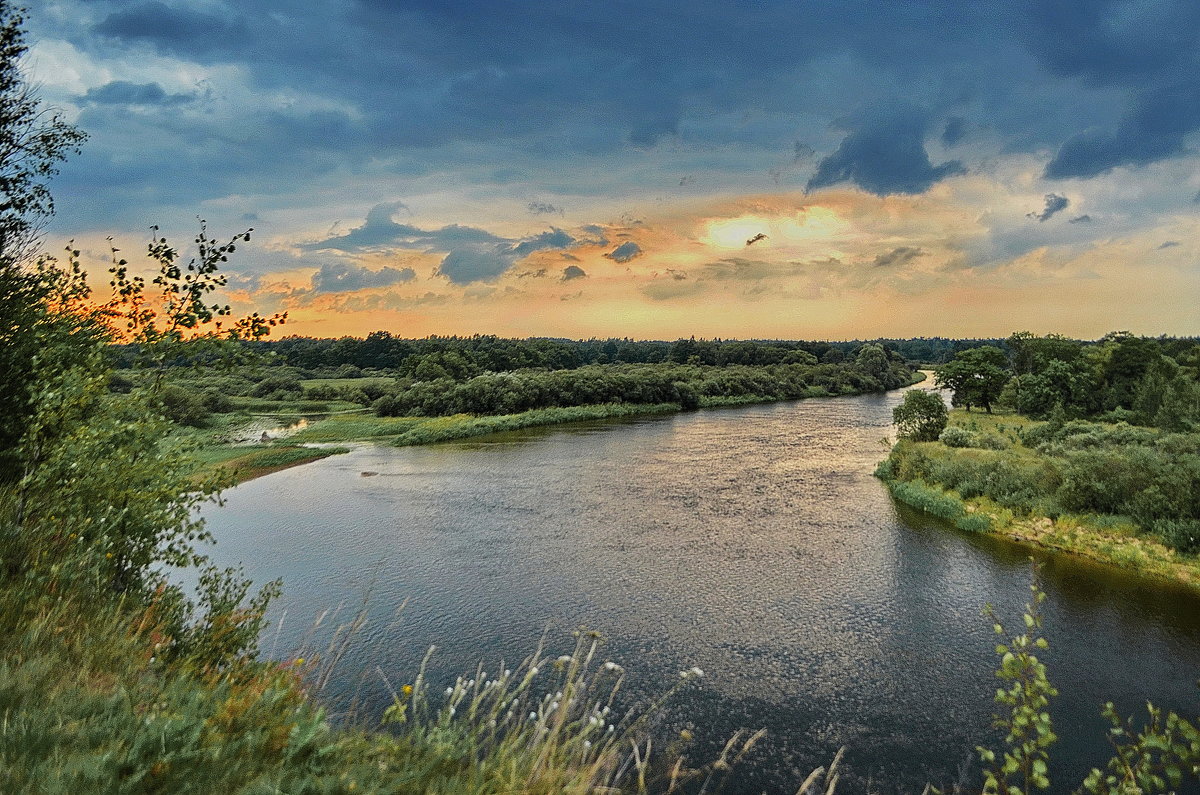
<box><xmin>1157</xmin><ymin>240</ymin><xmax>1180</xmax><ymax>249</ymax></box>
<box><xmin>1027</xmin><ymin>194</ymin><xmax>1070</xmax><ymax>222</ymax></box>
<box><xmin>1068</xmin><ymin>214</ymin><xmax>1092</xmax><ymax>224</ymax></box>
<box><xmin>437</xmin><ymin>247</ymin><xmax>515</xmax><ymax>284</ymax></box>
<box><xmin>561</xmin><ymin>265</ymin><xmax>587</xmax><ymax>281</ymax></box>
<box><xmin>1017</xmin><ymin>2</ymin><xmax>1200</xmax><ymax>178</ymax></box>
<box><xmin>509</xmin><ymin>228</ymin><xmax>575</xmax><ymax>257</ymax></box>
<box><xmin>303</xmin><ymin>205</ymin><xmax>587</xmax><ymax>284</ymax></box>
<box><xmin>307</xmin><ymin>202</ymin><xmax>505</xmax><ymax>253</ymax></box>
<box><xmin>807</xmin><ymin>108</ymin><xmax>966</xmax><ymax>196</ymax></box>
<box><xmin>940</xmin><ymin>117</ymin><xmax>967</xmax><ymax>147</ymax></box>
<box><xmin>79</xmin><ymin>80</ymin><xmax>193</xmax><ymax>105</ymax></box>
<box><xmin>93</xmin><ymin>1</ymin><xmax>249</xmax><ymax>58</ymax></box>
<box><xmin>1044</xmin><ymin>83</ymin><xmax>1200</xmax><ymax>179</ymax></box>
<box><xmin>29</xmin><ymin>1</ymin><xmax>1200</xmax><ymax>233</ymax></box>
<box><xmin>311</xmin><ymin>262</ymin><xmax>416</xmax><ymax>293</ymax></box>
<box><xmin>872</xmin><ymin>247</ymin><xmax>924</xmax><ymax>267</ymax></box>
<box><xmin>604</xmin><ymin>242</ymin><xmax>643</xmax><ymax>263</ymax></box>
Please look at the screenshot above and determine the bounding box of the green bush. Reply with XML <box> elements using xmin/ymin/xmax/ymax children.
<box><xmin>159</xmin><ymin>384</ymin><xmax>211</xmax><ymax>427</ymax></box>
<box><xmin>1152</xmin><ymin>519</ymin><xmax>1200</xmax><ymax>555</ymax></box>
<box><xmin>250</xmin><ymin>375</ymin><xmax>303</xmax><ymax>400</ymax></box>
<box><xmin>199</xmin><ymin>387</ymin><xmax>234</xmax><ymax>413</ymax></box>
<box><xmin>893</xmin><ymin>390</ymin><xmax>949</xmax><ymax>441</ymax></box>
<box><xmin>939</xmin><ymin>426</ymin><xmax>977</xmax><ymax>447</ymax></box>
<box><xmin>976</xmin><ymin>433</ymin><xmax>1010</xmax><ymax>450</ymax></box>
<box><xmin>955</xmin><ymin>513</ymin><xmax>993</xmax><ymax>533</ymax></box>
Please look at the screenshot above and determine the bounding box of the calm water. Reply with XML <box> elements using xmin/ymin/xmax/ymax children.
<box><xmin>198</xmin><ymin>387</ymin><xmax>1200</xmax><ymax>792</ymax></box>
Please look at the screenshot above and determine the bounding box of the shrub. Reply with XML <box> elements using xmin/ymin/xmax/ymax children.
<box><xmin>893</xmin><ymin>390</ymin><xmax>949</xmax><ymax>441</ymax></box>
<box><xmin>333</xmin><ymin>363</ymin><xmax>363</xmax><ymax>378</ymax></box>
<box><xmin>888</xmin><ymin>479</ymin><xmax>966</xmax><ymax>522</ymax></box>
<box><xmin>674</xmin><ymin>381</ymin><xmax>700</xmax><ymax>410</ymax></box>
<box><xmin>955</xmin><ymin>513</ymin><xmax>993</xmax><ymax>533</ymax></box>
<box><xmin>939</xmin><ymin>426</ymin><xmax>977</xmax><ymax>447</ymax></box>
<box><xmin>159</xmin><ymin>384</ymin><xmax>211</xmax><ymax>427</ymax></box>
<box><xmin>1151</xmin><ymin>519</ymin><xmax>1200</xmax><ymax>555</ymax></box>
<box><xmin>199</xmin><ymin>387</ymin><xmax>234</xmax><ymax>413</ymax></box>
<box><xmin>251</xmin><ymin>375</ymin><xmax>303</xmax><ymax>400</ymax></box>
<box><xmin>107</xmin><ymin>371</ymin><xmax>135</xmax><ymax>393</ymax></box>
<box><xmin>976</xmin><ymin>433</ymin><xmax>1010</xmax><ymax>450</ymax></box>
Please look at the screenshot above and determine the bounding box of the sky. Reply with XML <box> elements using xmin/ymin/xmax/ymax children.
<box><xmin>25</xmin><ymin>0</ymin><xmax>1200</xmax><ymax>340</ymax></box>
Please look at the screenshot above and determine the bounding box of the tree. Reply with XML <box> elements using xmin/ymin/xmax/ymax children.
<box><xmin>855</xmin><ymin>343</ymin><xmax>892</xmax><ymax>388</ymax></box>
<box><xmin>0</xmin><ymin>2</ymin><xmax>87</xmax><ymax>265</ymax></box>
<box><xmin>893</xmin><ymin>389</ymin><xmax>948</xmax><ymax>441</ymax></box>
<box><xmin>0</xmin><ymin>1</ymin><xmax>87</xmax><ymax>479</ymax></box>
<box><xmin>1017</xmin><ymin>358</ymin><xmax>1095</xmax><ymax>419</ymax></box>
<box><xmin>936</xmin><ymin>346</ymin><xmax>1011</xmax><ymax>413</ymax></box>
<box><xmin>105</xmin><ymin>223</ymin><xmax>285</xmax><ymax>388</ymax></box>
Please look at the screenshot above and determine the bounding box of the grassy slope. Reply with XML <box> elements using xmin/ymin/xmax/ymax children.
<box><xmin>879</xmin><ymin>409</ymin><xmax>1200</xmax><ymax>590</ymax></box>
<box><xmin>0</xmin><ymin>586</ymin><xmax>682</xmax><ymax>793</ymax></box>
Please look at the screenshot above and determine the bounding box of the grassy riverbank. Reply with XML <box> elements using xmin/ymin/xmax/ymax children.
<box><xmin>1</xmin><ymin>579</ymin><xmax>709</xmax><ymax>793</ymax></box>
<box><xmin>191</xmin><ymin>369</ymin><xmax>926</xmax><ymax>484</ymax></box>
<box><xmin>877</xmin><ymin>408</ymin><xmax>1200</xmax><ymax>590</ymax></box>
<box><xmin>191</xmin><ymin>444</ymin><xmax>351</xmax><ymax>483</ymax></box>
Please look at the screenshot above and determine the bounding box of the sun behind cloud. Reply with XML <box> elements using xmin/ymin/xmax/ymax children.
<box><xmin>704</xmin><ymin>216</ymin><xmax>771</xmax><ymax>249</ymax></box>
<box><xmin>702</xmin><ymin>207</ymin><xmax>852</xmax><ymax>252</ymax></box>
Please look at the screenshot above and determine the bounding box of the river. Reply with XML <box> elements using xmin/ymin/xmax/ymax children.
<box><xmin>198</xmin><ymin>386</ymin><xmax>1200</xmax><ymax>792</ymax></box>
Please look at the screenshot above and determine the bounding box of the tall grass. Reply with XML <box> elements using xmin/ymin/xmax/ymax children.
<box><xmin>0</xmin><ymin>579</ymin><xmax>792</xmax><ymax>793</ymax></box>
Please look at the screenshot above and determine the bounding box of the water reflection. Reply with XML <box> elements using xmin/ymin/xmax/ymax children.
<box><xmin>198</xmin><ymin>391</ymin><xmax>1200</xmax><ymax>792</ymax></box>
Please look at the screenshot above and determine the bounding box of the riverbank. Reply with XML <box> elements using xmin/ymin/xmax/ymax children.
<box><xmin>194</xmin><ymin>371</ymin><xmax>927</xmax><ymax>485</ymax></box>
<box><xmin>192</xmin><ymin>444</ymin><xmax>351</xmax><ymax>484</ymax></box>
<box><xmin>877</xmin><ymin>408</ymin><xmax>1200</xmax><ymax>591</ymax></box>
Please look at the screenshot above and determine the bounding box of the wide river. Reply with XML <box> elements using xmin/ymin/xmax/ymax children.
<box><xmin>199</xmin><ymin>385</ymin><xmax>1200</xmax><ymax>792</ymax></box>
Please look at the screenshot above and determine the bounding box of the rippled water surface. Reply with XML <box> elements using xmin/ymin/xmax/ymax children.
<box><xmin>199</xmin><ymin>387</ymin><xmax>1200</xmax><ymax>791</ymax></box>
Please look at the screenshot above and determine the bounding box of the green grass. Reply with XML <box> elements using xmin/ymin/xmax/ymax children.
<box><xmin>287</xmin><ymin>403</ymin><xmax>682</xmax><ymax>447</ymax></box>
<box><xmin>299</xmin><ymin>376</ymin><xmax>395</xmax><ymax>390</ymax></box>
<box><xmin>189</xmin><ymin>445</ymin><xmax>350</xmax><ymax>484</ymax></box>
<box><xmin>290</xmin><ymin>414</ymin><xmax>426</xmax><ymax>442</ymax></box>
<box><xmin>390</xmin><ymin>403</ymin><xmax>680</xmax><ymax>446</ymax></box>
<box><xmin>879</xmin><ymin>410</ymin><xmax>1200</xmax><ymax>589</ymax></box>
<box><xmin>226</xmin><ymin>396</ymin><xmax>364</xmax><ymax>414</ymax></box>
<box><xmin>0</xmin><ymin>585</ymin><xmax>705</xmax><ymax>794</ymax></box>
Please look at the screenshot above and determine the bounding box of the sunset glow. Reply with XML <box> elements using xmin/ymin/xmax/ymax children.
<box><xmin>24</xmin><ymin>2</ymin><xmax>1200</xmax><ymax>339</ymax></box>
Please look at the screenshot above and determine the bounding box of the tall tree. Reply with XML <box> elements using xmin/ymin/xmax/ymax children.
<box><xmin>0</xmin><ymin>2</ymin><xmax>87</xmax><ymax>479</ymax></box>
<box><xmin>936</xmin><ymin>346</ymin><xmax>1011</xmax><ymax>413</ymax></box>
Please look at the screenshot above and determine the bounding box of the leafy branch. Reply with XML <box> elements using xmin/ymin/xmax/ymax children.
<box><xmin>977</xmin><ymin>567</ymin><xmax>1058</xmax><ymax>795</ymax></box>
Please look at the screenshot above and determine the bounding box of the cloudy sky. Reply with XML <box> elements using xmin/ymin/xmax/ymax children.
<box><xmin>27</xmin><ymin>0</ymin><xmax>1200</xmax><ymax>339</ymax></box>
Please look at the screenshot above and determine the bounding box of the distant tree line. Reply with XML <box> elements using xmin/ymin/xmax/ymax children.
<box><xmin>370</xmin><ymin>353</ymin><xmax>913</xmax><ymax>417</ymax></box>
<box><xmin>108</xmin><ymin>333</ymin><xmax>1012</xmax><ymax>375</ymax></box>
<box><xmin>154</xmin><ymin>343</ymin><xmax>914</xmax><ymax>423</ymax></box>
